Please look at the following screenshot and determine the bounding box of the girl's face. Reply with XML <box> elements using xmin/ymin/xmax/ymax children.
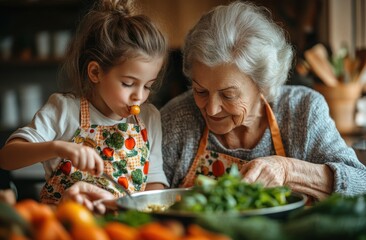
<box><xmin>191</xmin><ymin>61</ymin><xmax>262</xmax><ymax>135</ymax></box>
<box><xmin>89</xmin><ymin>56</ymin><xmax>164</xmax><ymax>120</ymax></box>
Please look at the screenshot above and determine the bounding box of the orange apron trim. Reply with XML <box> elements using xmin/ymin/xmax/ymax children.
<box><xmin>262</xmin><ymin>95</ymin><xmax>286</xmax><ymax>157</ymax></box>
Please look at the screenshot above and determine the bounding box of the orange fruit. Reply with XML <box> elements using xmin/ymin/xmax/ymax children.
<box><xmin>104</xmin><ymin>222</ymin><xmax>137</xmax><ymax>240</ymax></box>
<box><xmin>31</xmin><ymin>203</ymin><xmax>55</xmax><ymax>226</ymax></box>
<box><xmin>8</xmin><ymin>233</ymin><xmax>30</xmax><ymax>240</ymax></box>
<box><xmin>186</xmin><ymin>224</ymin><xmax>231</xmax><ymax>240</ymax></box>
<box><xmin>14</xmin><ymin>199</ymin><xmax>54</xmax><ymax>227</ymax></box>
<box><xmin>35</xmin><ymin>218</ymin><xmax>71</xmax><ymax>240</ymax></box>
<box><xmin>130</xmin><ymin>105</ymin><xmax>140</xmax><ymax>115</ymax></box>
<box><xmin>136</xmin><ymin>222</ymin><xmax>180</xmax><ymax>240</ymax></box>
<box><xmin>14</xmin><ymin>199</ymin><xmax>40</xmax><ymax>223</ymax></box>
<box><xmin>55</xmin><ymin>201</ymin><xmax>96</xmax><ymax>231</ymax></box>
<box><xmin>71</xmin><ymin>225</ymin><xmax>109</xmax><ymax>240</ymax></box>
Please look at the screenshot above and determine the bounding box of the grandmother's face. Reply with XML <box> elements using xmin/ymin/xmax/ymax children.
<box><xmin>191</xmin><ymin>61</ymin><xmax>262</xmax><ymax>135</ymax></box>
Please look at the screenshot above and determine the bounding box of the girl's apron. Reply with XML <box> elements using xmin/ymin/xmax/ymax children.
<box><xmin>181</xmin><ymin>96</ymin><xmax>286</xmax><ymax>187</ymax></box>
<box><xmin>40</xmin><ymin>98</ymin><xmax>150</xmax><ymax>204</ymax></box>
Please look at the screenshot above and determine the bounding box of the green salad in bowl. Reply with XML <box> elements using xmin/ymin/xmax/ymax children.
<box><xmin>171</xmin><ymin>165</ymin><xmax>292</xmax><ymax>213</ymax></box>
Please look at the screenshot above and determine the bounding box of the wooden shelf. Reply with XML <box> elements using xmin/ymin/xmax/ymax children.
<box><xmin>0</xmin><ymin>58</ymin><xmax>63</xmax><ymax>68</ymax></box>
<box><xmin>0</xmin><ymin>0</ymin><xmax>82</xmax><ymax>7</ymax></box>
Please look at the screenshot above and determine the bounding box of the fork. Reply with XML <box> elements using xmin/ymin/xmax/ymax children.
<box><xmin>102</xmin><ymin>173</ymin><xmax>134</xmax><ymax>198</ymax></box>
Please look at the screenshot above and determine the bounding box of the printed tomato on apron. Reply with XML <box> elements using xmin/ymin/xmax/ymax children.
<box><xmin>40</xmin><ymin>98</ymin><xmax>150</xmax><ymax>204</ymax></box>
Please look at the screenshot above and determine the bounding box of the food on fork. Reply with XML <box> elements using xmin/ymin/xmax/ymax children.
<box><xmin>129</xmin><ymin>105</ymin><xmax>140</xmax><ymax>115</ymax></box>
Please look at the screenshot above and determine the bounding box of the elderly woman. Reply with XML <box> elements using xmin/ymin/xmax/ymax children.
<box><xmin>160</xmin><ymin>1</ymin><xmax>366</xmax><ymax>200</ymax></box>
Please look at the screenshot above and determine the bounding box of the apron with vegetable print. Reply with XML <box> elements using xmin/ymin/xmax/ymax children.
<box><xmin>40</xmin><ymin>98</ymin><xmax>149</xmax><ymax>204</ymax></box>
<box><xmin>181</xmin><ymin>96</ymin><xmax>286</xmax><ymax>187</ymax></box>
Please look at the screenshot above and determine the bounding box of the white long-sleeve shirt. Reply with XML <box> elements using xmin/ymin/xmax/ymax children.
<box><xmin>9</xmin><ymin>93</ymin><xmax>169</xmax><ymax>187</ymax></box>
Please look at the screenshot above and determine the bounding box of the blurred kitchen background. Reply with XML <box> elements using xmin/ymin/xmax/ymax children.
<box><xmin>0</xmin><ymin>0</ymin><xmax>366</xmax><ymax>200</ymax></box>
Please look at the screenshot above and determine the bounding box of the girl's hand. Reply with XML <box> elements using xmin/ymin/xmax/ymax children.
<box><xmin>61</xmin><ymin>181</ymin><xmax>115</xmax><ymax>214</ymax></box>
<box><xmin>54</xmin><ymin>141</ymin><xmax>104</xmax><ymax>176</ymax></box>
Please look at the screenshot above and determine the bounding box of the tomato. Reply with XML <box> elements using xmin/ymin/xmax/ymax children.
<box><xmin>102</xmin><ymin>147</ymin><xmax>114</xmax><ymax>158</ymax></box>
<box><xmin>55</xmin><ymin>201</ymin><xmax>96</xmax><ymax>231</ymax></box>
<box><xmin>130</xmin><ymin>105</ymin><xmax>140</xmax><ymax>115</ymax></box>
<box><xmin>60</xmin><ymin>161</ymin><xmax>72</xmax><ymax>175</ymax></box>
<box><xmin>125</xmin><ymin>136</ymin><xmax>136</xmax><ymax>150</ymax></box>
<box><xmin>118</xmin><ymin>176</ymin><xmax>129</xmax><ymax>189</ymax></box>
<box><xmin>143</xmin><ymin>161</ymin><xmax>149</xmax><ymax>175</ymax></box>
<box><xmin>141</xmin><ymin>129</ymin><xmax>148</xmax><ymax>142</ymax></box>
<box><xmin>212</xmin><ymin>160</ymin><xmax>225</xmax><ymax>177</ymax></box>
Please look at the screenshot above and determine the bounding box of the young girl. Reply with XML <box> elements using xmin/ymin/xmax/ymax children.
<box><xmin>0</xmin><ymin>0</ymin><xmax>169</xmax><ymax>205</ymax></box>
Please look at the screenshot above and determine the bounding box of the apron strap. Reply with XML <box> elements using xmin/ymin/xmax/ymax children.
<box><xmin>80</xmin><ymin>98</ymin><xmax>90</xmax><ymax>129</ymax></box>
<box><xmin>197</xmin><ymin>127</ymin><xmax>209</xmax><ymax>156</ymax></box>
<box><xmin>262</xmin><ymin>96</ymin><xmax>286</xmax><ymax>157</ymax></box>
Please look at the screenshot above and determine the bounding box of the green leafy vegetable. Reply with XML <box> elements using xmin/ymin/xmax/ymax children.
<box><xmin>100</xmin><ymin>210</ymin><xmax>152</xmax><ymax>227</ymax></box>
<box><xmin>171</xmin><ymin>165</ymin><xmax>291</xmax><ymax>213</ymax></box>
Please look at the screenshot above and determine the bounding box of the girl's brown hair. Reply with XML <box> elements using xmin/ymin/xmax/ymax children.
<box><xmin>59</xmin><ymin>0</ymin><xmax>168</xmax><ymax>100</ymax></box>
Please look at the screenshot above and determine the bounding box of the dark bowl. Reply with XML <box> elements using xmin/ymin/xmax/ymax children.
<box><xmin>116</xmin><ymin>188</ymin><xmax>308</xmax><ymax>222</ymax></box>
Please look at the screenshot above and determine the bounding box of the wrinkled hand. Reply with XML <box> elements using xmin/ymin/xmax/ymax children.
<box><xmin>55</xmin><ymin>141</ymin><xmax>104</xmax><ymax>176</ymax></box>
<box><xmin>240</xmin><ymin>155</ymin><xmax>289</xmax><ymax>187</ymax></box>
<box><xmin>61</xmin><ymin>181</ymin><xmax>115</xmax><ymax>214</ymax></box>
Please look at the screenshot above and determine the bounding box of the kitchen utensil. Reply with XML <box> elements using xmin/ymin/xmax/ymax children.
<box><xmin>116</xmin><ymin>188</ymin><xmax>307</xmax><ymax>222</ymax></box>
<box><xmin>304</xmin><ymin>44</ymin><xmax>339</xmax><ymax>87</ymax></box>
<box><xmin>0</xmin><ymin>35</ymin><xmax>13</xmax><ymax>60</ymax></box>
<box><xmin>36</xmin><ymin>31</ymin><xmax>51</xmax><ymax>59</ymax></box>
<box><xmin>102</xmin><ymin>173</ymin><xmax>135</xmax><ymax>204</ymax></box>
<box><xmin>53</xmin><ymin>30</ymin><xmax>71</xmax><ymax>58</ymax></box>
<box><xmin>0</xmin><ymin>88</ymin><xmax>19</xmax><ymax>129</ymax></box>
<box><xmin>18</xmin><ymin>83</ymin><xmax>42</xmax><ymax>124</ymax></box>
<box><xmin>314</xmin><ymin>81</ymin><xmax>362</xmax><ymax>134</ymax></box>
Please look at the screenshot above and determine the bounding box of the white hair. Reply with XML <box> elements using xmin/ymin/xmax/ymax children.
<box><xmin>182</xmin><ymin>1</ymin><xmax>294</xmax><ymax>102</ymax></box>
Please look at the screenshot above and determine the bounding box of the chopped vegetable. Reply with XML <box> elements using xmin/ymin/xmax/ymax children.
<box><xmin>102</xmin><ymin>210</ymin><xmax>152</xmax><ymax>227</ymax></box>
<box><xmin>171</xmin><ymin>165</ymin><xmax>291</xmax><ymax>213</ymax></box>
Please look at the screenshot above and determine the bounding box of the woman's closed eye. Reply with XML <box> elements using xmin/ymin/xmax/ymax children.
<box><xmin>193</xmin><ymin>88</ymin><xmax>208</xmax><ymax>96</ymax></box>
<box><xmin>220</xmin><ymin>89</ymin><xmax>239</xmax><ymax>100</ymax></box>
<box><xmin>221</xmin><ymin>93</ymin><xmax>236</xmax><ymax>100</ymax></box>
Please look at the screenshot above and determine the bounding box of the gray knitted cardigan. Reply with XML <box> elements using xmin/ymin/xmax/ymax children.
<box><xmin>160</xmin><ymin>85</ymin><xmax>366</xmax><ymax>195</ymax></box>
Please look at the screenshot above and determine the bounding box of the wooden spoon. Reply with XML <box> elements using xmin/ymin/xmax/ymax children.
<box><xmin>305</xmin><ymin>44</ymin><xmax>339</xmax><ymax>87</ymax></box>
